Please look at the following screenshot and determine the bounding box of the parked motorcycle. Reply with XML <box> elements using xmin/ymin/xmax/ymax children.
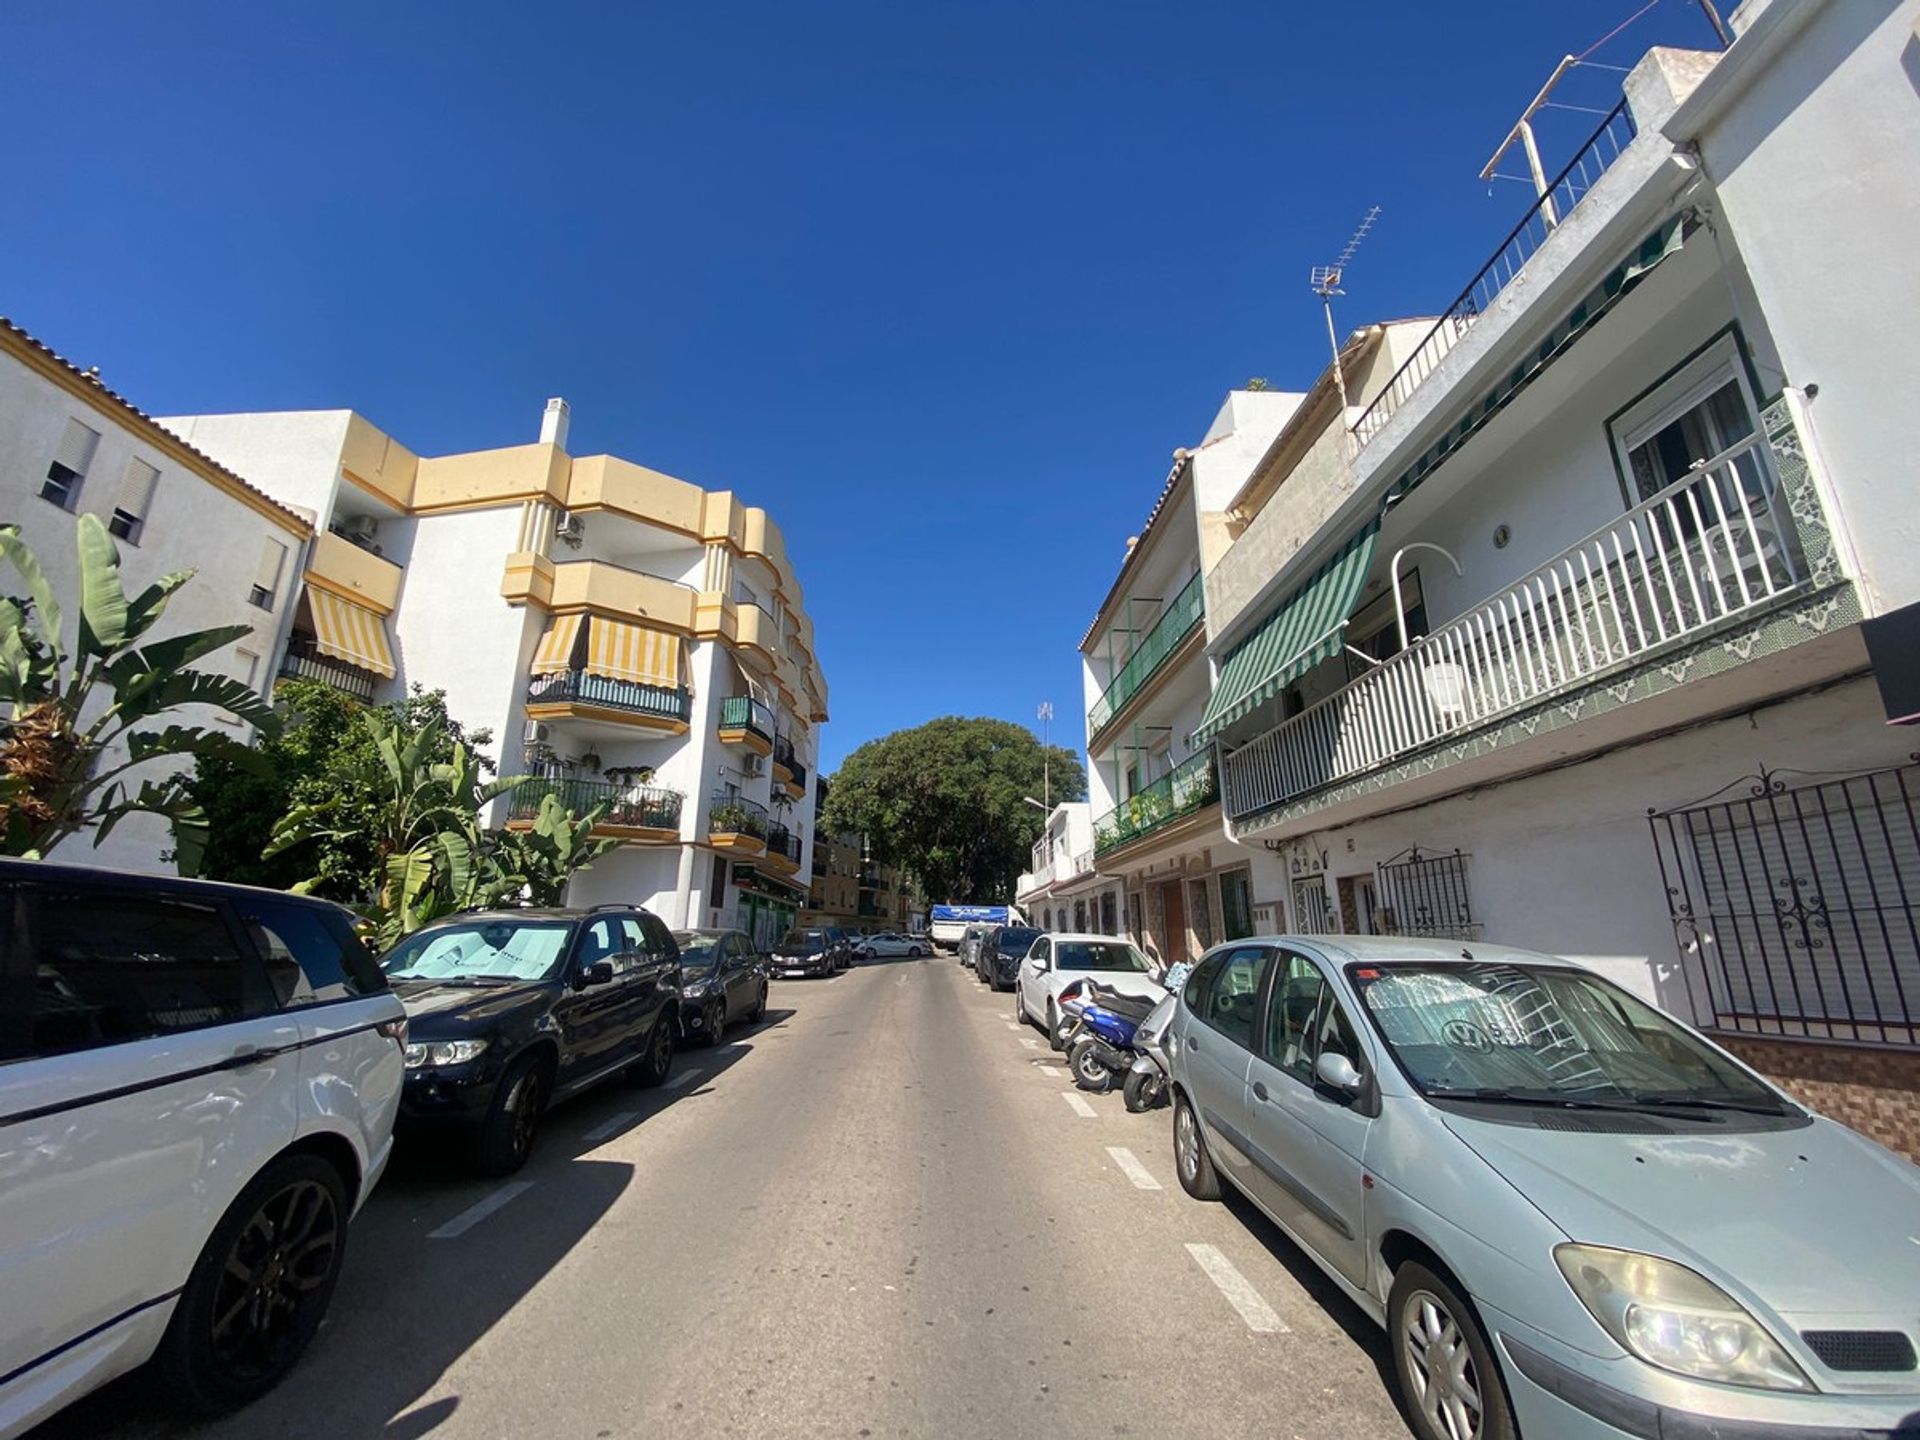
<box><xmin>1123</xmin><ymin>990</ymin><xmax>1178</xmax><ymax>1112</ymax></box>
<box><xmin>1066</xmin><ymin>987</ymin><xmax>1158</xmax><ymax>1094</ymax></box>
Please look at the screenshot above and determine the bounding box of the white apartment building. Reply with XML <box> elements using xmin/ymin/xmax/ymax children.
<box><xmin>1196</xmin><ymin>0</ymin><xmax>1920</xmax><ymax>1154</ymax></box>
<box><xmin>160</xmin><ymin>400</ymin><xmax>829</xmax><ymax>945</ymax></box>
<box><xmin>1014</xmin><ymin>801</ymin><xmax>1107</xmax><ymax>934</ymax></box>
<box><xmin>1076</xmin><ymin>388</ymin><xmax>1301</xmax><ymax>963</ymax></box>
<box><xmin>0</xmin><ymin>318</ymin><xmax>311</xmax><ymax>872</ymax></box>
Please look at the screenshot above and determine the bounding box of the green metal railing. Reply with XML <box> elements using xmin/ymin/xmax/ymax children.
<box><xmin>508</xmin><ymin>777</ymin><xmax>683</xmax><ymax>833</ymax></box>
<box><xmin>718</xmin><ymin>694</ymin><xmax>775</xmax><ymax>740</ymax></box>
<box><xmin>1093</xmin><ymin>750</ymin><xmax>1218</xmax><ymax>855</ymax></box>
<box><xmin>1087</xmin><ymin>571</ymin><xmax>1205</xmax><ymax>739</ymax></box>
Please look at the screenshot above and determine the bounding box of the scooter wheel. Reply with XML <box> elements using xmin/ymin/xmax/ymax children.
<box><xmin>1123</xmin><ymin>1068</ymin><xmax>1165</xmax><ymax>1113</ymax></box>
<box><xmin>1068</xmin><ymin>1038</ymin><xmax>1117</xmax><ymax>1094</ymax></box>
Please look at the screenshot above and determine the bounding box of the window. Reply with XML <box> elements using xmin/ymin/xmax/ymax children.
<box><xmin>1343</xmin><ymin>570</ymin><xmax>1426</xmax><ymax>680</ymax></box>
<box><xmin>640</xmin><ymin>913</ymin><xmax>678</xmax><ymax>960</ymax></box>
<box><xmin>579</xmin><ymin>918</ymin><xmax>631</xmax><ymax>974</ymax></box>
<box><xmin>1608</xmin><ymin>337</ymin><xmax>1767</xmax><ymax>537</ymax></box>
<box><xmin>1290</xmin><ymin>876</ymin><xmax>1333</xmax><ymax>934</ymax></box>
<box><xmin>240</xmin><ymin>900</ymin><xmax>384</xmax><ymax>1008</ymax></box>
<box><xmin>1219</xmin><ymin>868</ymin><xmax>1254</xmax><ymax>941</ymax></box>
<box><xmin>1183</xmin><ymin>951</ymin><xmax>1225</xmax><ymax>1009</ymax></box>
<box><xmin>1072</xmin><ymin>900</ymin><xmax>1087</xmax><ymax>932</ymax></box>
<box><xmin>235</xmin><ymin>648</ymin><xmax>262</xmax><ymax>696</ymax></box>
<box><xmin>1194</xmin><ymin>945</ymin><xmax>1270</xmax><ymax>1050</ymax></box>
<box><xmin>250</xmin><ymin>537</ymin><xmax>288</xmax><ymax>611</ymax></box>
<box><xmin>1264</xmin><ymin>952</ymin><xmax>1364</xmax><ymax>1087</ymax></box>
<box><xmin>108</xmin><ymin>458</ymin><xmax>159</xmax><ymax>544</ymax></box>
<box><xmin>1100</xmin><ymin>892</ymin><xmax>1117</xmax><ymax>935</ymax></box>
<box><xmin>24</xmin><ymin>887</ymin><xmax>264</xmax><ymax>1057</ymax></box>
<box><xmin>1126</xmin><ymin>892</ymin><xmax>1144</xmax><ymax>942</ymax></box>
<box><xmin>42</xmin><ymin>418</ymin><xmax>101</xmax><ymax>511</ymax></box>
<box><xmin>1029</xmin><ymin>938</ymin><xmax>1050</xmax><ymax>968</ymax></box>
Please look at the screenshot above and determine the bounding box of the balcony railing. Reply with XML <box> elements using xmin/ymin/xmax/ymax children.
<box><xmin>1352</xmin><ymin>99</ymin><xmax>1636</xmax><ymax>449</ymax></box>
<box><xmin>1223</xmin><ymin>432</ymin><xmax>1810</xmax><ymax>824</ymax></box>
<box><xmin>763</xmin><ymin>825</ymin><xmax>802</xmax><ymax>866</ymax></box>
<box><xmin>508</xmin><ymin>776</ymin><xmax>684</xmax><ymax>833</ymax></box>
<box><xmin>527</xmin><ymin>669</ymin><xmax>691</xmax><ymax>723</ymax></box>
<box><xmin>278</xmin><ymin>639</ymin><xmax>375</xmax><ymax>702</ymax></box>
<box><xmin>718</xmin><ymin>694</ymin><xmax>775</xmax><ymax>741</ymax></box>
<box><xmin>1094</xmin><ymin>750</ymin><xmax>1219</xmax><ymax>855</ymax></box>
<box><xmin>858</xmin><ymin>871</ymin><xmax>891</xmax><ymax>892</ymax></box>
<box><xmin>772</xmin><ymin>733</ymin><xmax>809</xmax><ymax>791</ymax></box>
<box><xmin>709</xmin><ymin>791</ymin><xmax>770</xmax><ymax>839</ymax></box>
<box><xmin>1088</xmin><ymin>571</ymin><xmax>1205</xmax><ymax>739</ymax></box>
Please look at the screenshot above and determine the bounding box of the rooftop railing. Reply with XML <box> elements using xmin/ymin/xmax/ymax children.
<box><xmin>1093</xmin><ymin>750</ymin><xmax>1219</xmax><ymax>855</ymax></box>
<box><xmin>1223</xmin><ymin>431</ymin><xmax>1809</xmax><ymax>824</ymax></box>
<box><xmin>1088</xmin><ymin>571</ymin><xmax>1205</xmax><ymax>740</ymax></box>
<box><xmin>1352</xmin><ymin>99</ymin><xmax>1637</xmax><ymax>450</ymax></box>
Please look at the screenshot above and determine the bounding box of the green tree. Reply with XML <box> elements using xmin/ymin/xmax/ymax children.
<box><xmin>821</xmin><ymin>716</ymin><xmax>1084</xmax><ymax>903</ymax></box>
<box><xmin>0</xmin><ymin>515</ymin><xmax>275</xmax><ymax>873</ymax></box>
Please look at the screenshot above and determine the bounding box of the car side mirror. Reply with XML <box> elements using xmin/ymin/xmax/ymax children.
<box><xmin>1315</xmin><ymin>1052</ymin><xmax>1364</xmax><ymax>1093</ymax></box>
<box><xmin>577</xmin><ymin>960</ymin><xmax>615</xmax><ymax>989</ymax></box>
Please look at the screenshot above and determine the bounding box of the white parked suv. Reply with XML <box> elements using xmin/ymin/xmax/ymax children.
<box><xmin>0</xmin><ymin>861</ymin><xmax>407</xmax><ymax>1438</ymax></box>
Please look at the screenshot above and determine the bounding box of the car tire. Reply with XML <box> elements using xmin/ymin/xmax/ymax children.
<box><xmin>629</xmin><ymin>1016</ymin><xmax>675</xmax><ymax>1087</ymax></box>
<box><xmin>1389</xmin><ymin>1263</ymin><xmax>1516</xmax><ymax>1440</ymax></box>
<box><xmin>701</xmin><ymin>999</ymin><xmax>726</xmax><ymax>1046</ymax></box>
<box><xmin>472</xmin><ymin>1052</ymin><xmax>550</xmax><ymax>1177</ymax></box>
<box><xmin>1046</xmin><ymin>1000</ymin><xmax>1064</xmax><ymax>1051</ymax></box>
<box><xmin>152</xmin><ymin>1152</ymin><xmax>350</xmax><ymax>1414</ymax></box>
<box><xmin>1173</xmin><ymin>1090</ymin><xmax>1221</xmax><ymax>1201</ymax></box>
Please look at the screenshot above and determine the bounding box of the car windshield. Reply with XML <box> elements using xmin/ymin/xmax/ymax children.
<box><xmin>673</xmin><ymin>932</ymin><xmax>726</xmax><ymax>968</ymax></box>
<box><xmin>382</xmin><ymin>919</ymin><xmax>576</xmax><ymax>983</ymax></box>
<box><xmin>995</xmin><ymin>928</ymin><xmax>1043</xmax><ymax>957</ymax></box>
<box><xmin>1350</xmin><ymin>962</ymin><xmax>1786</xmax><ymax>1110</ymax></box>
<box><xmin>778</xmin><ymin>930</ymin><xmax>828</xmax><ymax>952</ymax></box>
<box><xmin>1055</xmin><ymin>940</ymin><xmax>1150</xmax><ymax>972</ymax></box>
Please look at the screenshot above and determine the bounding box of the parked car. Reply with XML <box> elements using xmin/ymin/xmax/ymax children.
<box><xmin>825</xmin><ymin>926</ymin><xmax>856</xmax><ymax>970</ymax></box>
<box><xmin>976</xmin><ymin>924</ymin><xmax>1043</xmax><ymax>991</ymax></box>
<box><xmin>958</xmin><ymin>923</ymin><xmax>991</xmax><ymax>971</ymax></box>
<box><xmin>1165</xmin><ymin>935</ymin><xmax>1920</xmax><ymax>1440</ymax></box>
<box><xmin>773</xmin><ymin>927</ymin><xmax>842</xmax><ymax>978</ymax></box>
<box><xmin>0</xmin><ymin>861</ymin><xmax>407</xmax><ymax>1437</ymax></box>
<box><xmin>670</xmin><ymin>928</ymin><xmax>769</xmax><ymax>1044</ymax></box>
<box><xmin>378</xmin><ymin>906</ymin><xmax>680</xmax><ymax>1175</ymax></box>
<box><xmin>854</xmin><ymin>932</ymin><xmax>928</xmax><ymax>959</ymax></box>
<box><xmin>1014</xmin><ymin>933</ymin><xmax>1163</xmax><ymax>1043</ymax></box>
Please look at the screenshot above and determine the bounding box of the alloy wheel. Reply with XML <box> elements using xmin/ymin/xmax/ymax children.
<box><xmin>208</xmin><ymin>1179</ymin><xmax>340</xmax><ymax>1382</ymax></box>
<box><xmin>1402</xmin><ymin>1290</ymin><xmax>1484</xmax><ymax>1440</ymax></box>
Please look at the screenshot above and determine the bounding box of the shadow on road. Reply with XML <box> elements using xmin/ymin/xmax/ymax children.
<box><xmin>31</xmin><ymin>1013</ymin><xmax>791</xmax><ymax>1439</ymax></box>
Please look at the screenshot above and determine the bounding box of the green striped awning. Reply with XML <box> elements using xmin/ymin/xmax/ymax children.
<box><xmin>1194</xmin><ymin>522</ymin><xmax>1380</xmax><ymax>744</ymax></box>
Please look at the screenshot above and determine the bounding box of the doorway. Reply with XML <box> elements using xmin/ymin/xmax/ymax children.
<box><xmin>1157</xmin><ymin>879</ymin><xmax>1188</xmax><ymax>965</ymax></box>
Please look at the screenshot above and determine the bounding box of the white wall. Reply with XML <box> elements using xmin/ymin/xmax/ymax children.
<box><xmin>1681</xmin><ymin>0</ymin><xmax>1920</xmax><ymax>613</ymax></box>
<box><xmin>2</xmin><ymin>356</ymin><xmax>306</xmax><ymax>871</ymax></box>
<box><xmin>158</xmin><ymin>411</ymin><xmax>352</xmax><ymax>532</ymax></box>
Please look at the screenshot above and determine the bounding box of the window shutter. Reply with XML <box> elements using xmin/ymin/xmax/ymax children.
<box><xmin>117</xmin><ymin>459</ymin><xmax>159</xmax><ymax>517</ymax></box>
<box><xmin>54</xmin><ymin>419</ymin><xmax>101</xmax><ymax>474</ymax></box>
<box><xmin>255</xmin><ymin>538</ymin><xmax>287</xmax><ymax>592</ymax></box>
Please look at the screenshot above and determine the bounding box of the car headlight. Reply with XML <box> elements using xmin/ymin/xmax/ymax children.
<box><xmin>683</xmin><ymin>978</ymin><xmax>713</xmax><ymax>998</ymax></box>
<box><xmin>1554</xmin><ymin>1244</ymin><xmax>1811</xmax><ymax>1392</ymax></box>
<box><xmin>404</xmin><ymin>1038</ymin><xmax>490</xmax><ymax>1069</ymax></box>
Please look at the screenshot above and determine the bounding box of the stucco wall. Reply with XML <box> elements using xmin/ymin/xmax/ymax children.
<box><xmin>1684</xmin><ymin>0</ymin><xmax>1920</xmax><ymax>613</ymax></box>
<box><xmin>159</xmin><ymin>411</ymin><xmax>351</xmax><ymax>530</ymax></box>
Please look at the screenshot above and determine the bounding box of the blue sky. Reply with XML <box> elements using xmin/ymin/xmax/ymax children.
<box><xmin>1</xmin><ymin>1</ymin><xmax>1724</xmax><ymax>775</ymax></box>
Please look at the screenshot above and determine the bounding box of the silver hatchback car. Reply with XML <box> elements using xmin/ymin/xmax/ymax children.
<box><xmin>1165</xmin><ymin>936</ymin><xmax>1920</xmax><ymax>1440</ymax></box>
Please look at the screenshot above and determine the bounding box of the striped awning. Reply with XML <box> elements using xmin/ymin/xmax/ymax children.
<box><xmin>1193</xmin><ymin>523</ymin><xmax>1379</xmax><ymax>744</ymax></box>
<box><xmin>307</xmin><ymin>588</ymin><xmax>397</xmax><ymax>679</ymax></box>
<box><xmin>585</xmin><ymin>618</ymin><xmax>682</xmax><ymax>688</ymax></box>
<box><xmin>530</xmin><ymin>613</ymin><xmax>585</xmax><ymax>675</ymax></box>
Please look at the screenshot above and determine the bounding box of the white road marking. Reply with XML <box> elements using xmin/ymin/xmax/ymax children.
<box><xmin>1061</xmin><ymin>1091</ymin><xmax>1098</xmax><ymax>1118</ymax></box>
<box><xmin>429</xmin><ymin>1181</ymin><xmax>534</xmax><ymax>1240</ymax></box>
<box><xmin>1020</xmin><ymin>1037</ymin><xmax>1040</xmax><ymax>1050</ymax></box>
<box><xmin>1105</xmin><ymin>1146</ymin><xmax>1162</xmax><ymax>1190</ymax></box>
<box><xmin>1185</xmin><ymin>1243</ymin><xmax>1289</xmax><ymax>1333</ymax></box>
<box><xmin>1003</xmin><ymin>1022</ymin><xmax>1021</xmax><ymax>1032</ymax></box>
<box><xmin>666</xmin><ymin>1067</ymin><xmax>704</xmax><ymax>1090</ymax></box>
<box><xmin>581</xmin><ymin>1110</ymin><xmax>639</xmax><ymax>1144</ymax></box>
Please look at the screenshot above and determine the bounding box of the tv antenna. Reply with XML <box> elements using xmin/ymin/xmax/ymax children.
<box><xmin>1310</xmin><ymin>205</ymin><xmax>1380</xmax><ymax>448</ymax></box>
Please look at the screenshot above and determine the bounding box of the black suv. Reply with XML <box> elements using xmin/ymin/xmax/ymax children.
<box><xmin>977</xmin><ymin>925</ymin><xmax>1044</xmax><ymax>992</ymax></box>
<box><xmin>379</xmin><ymin>905</ymin><xmax>681</xmax><ymax>1174</ymax></box>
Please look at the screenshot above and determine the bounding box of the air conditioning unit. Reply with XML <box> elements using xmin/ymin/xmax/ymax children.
<box><xmin>524</xmin><ymin>720</ymin><xmax>551</xmax><ymax>746</ymax></box>
<box><xmin>741</xmin><ymin>753</ymin><xmax>766</xmax><ymax>778</ymax></box>
<box><xmin>342</xmin><ymin>514</ymin><xmax>379</xmax><ymax>545</ymax></box>
<box><xmin>555</xmin><ymin>513</ymin><xmax>585</xmax><ymax>549</ymax></box>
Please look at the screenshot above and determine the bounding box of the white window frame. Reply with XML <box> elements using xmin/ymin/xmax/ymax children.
<box><xmin>1608</xmin><ymin>335</ymin><xmax>1762</xmax><ymax>497</ymax></box>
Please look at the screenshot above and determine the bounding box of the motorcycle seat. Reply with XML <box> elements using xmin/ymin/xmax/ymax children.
<box><xmin>1085</xmin><ymin>990</ymin><xmax>1157</xmax><ymax>1023</ymax></box>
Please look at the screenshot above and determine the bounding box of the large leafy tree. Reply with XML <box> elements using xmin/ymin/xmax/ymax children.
<box><xmin>0</xmin><ymin>516</ymin><xmax>275</xmax><ymax>873</ymax></box>
<box><xmin>822</xmin><ymin>716</ymin><xmax>1084</xmax><ymax>903</ymax></box>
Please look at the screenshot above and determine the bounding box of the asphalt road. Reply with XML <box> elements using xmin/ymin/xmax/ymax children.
<box><xmin>43</xmin><ymin>955</ymin><xmax>1414</xmax><ymax>1440</ymax></box>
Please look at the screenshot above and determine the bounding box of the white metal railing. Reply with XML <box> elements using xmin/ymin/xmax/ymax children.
<box><xmin>1223</xmin><ymin>433</ymin><xmax>1808</xmax><ymax>822</ymax></box>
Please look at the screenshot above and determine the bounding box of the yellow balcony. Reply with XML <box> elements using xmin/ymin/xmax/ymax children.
<box><xmin>308</xmin><ymin>530</ymin><xmax>402</xmax><ymax>613</ymax></box>
<box><xmin>501</xmin><ymin>558</ymin><xmax>697</xmax><ymax>632</ymax></box>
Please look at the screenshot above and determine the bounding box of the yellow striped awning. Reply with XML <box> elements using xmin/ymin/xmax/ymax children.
<box><xmin>585</xmin><ymin>618</ymin><xmax>682</xmax><ymax>688</ymax></box>
<box><xmin>530</xmin><ymin>613</ymin><xmax>586</xmax><ymax>675</ymax></box>
<box><xmin>308</xmin><ymin>588</ymin><xmax>396</xmax><ymax>679</ymax></box>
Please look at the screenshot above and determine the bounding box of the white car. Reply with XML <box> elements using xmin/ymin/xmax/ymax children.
<box><xmin>854</xmin><ymin>933</ymin><xmax>927</xmax><ymax>958</ymax></box>
<box><xmin>0</xmin><ymin>862</ymin><xmax>407</xmax><ymax>1438</ymax></box>
<box><xmin>1015</xmin><ymin>933</ymin><xmax>1166</xmax><ymax>1043</ymax></box>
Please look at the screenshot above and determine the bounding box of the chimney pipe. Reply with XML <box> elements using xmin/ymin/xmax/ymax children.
<box><xmin>539</xmin><ymin>397</ymin><xmax>571</xmax><ymax>450</ymax></box>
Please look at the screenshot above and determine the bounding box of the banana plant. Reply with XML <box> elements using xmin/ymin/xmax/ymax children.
<box><xmin>493</xmin><ymin>791</ymin><xmax>620</xmax><ymax>906</ymax></box>
<box><xmin>0</xmin><ymin>516</ymin><xmax>276</xmax><ymax>873</ymax></box>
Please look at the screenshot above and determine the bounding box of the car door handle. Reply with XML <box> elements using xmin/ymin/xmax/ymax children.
<box><xmin>227</xmin><ymin>1044</ymin><xmax>289</xmax><ymax>1070</ymax></box>
<box><xmin>1252</xmin><ymin>1081</ymin><xmax>1270</xmax><ymax>1102</ymax></box>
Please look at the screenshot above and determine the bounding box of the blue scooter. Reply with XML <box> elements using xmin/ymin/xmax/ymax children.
<box><xmin>1066</xmin><ymin>987</ymin><xmax>1159</xmax><ymax>1093</ymax></box>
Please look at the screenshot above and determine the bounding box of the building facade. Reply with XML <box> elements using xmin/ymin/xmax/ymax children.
<box><xmin>159</xmin><ymin>399</ymin><xmax>829</xmax><ymax>941</ymax></box>
<box><xmin>1187</xmin><ymin>0</ymin><xmax>1920</xmax><ymax>1155</ymax></box>
<box><xmin>1</xmin><ymin>319</ymin><xmax>312</xmax><ymax>872</ymax></box>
